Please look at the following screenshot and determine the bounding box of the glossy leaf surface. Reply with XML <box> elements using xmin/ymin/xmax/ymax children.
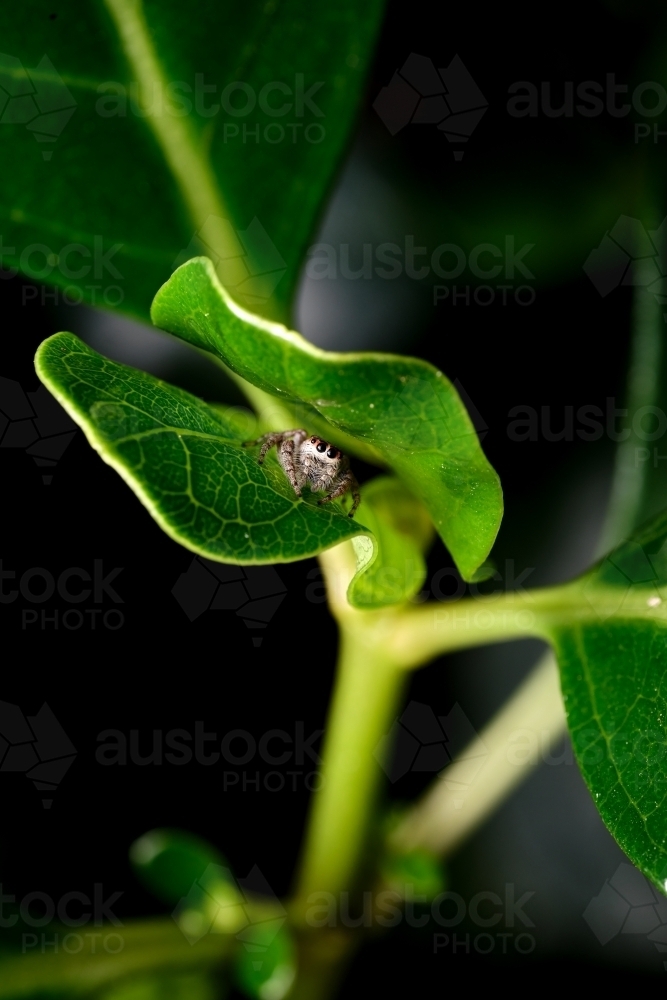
<box><xmin>552</xmin><ymin>512</ymin><xmax>667</xmax><ymax>891</ymax></box>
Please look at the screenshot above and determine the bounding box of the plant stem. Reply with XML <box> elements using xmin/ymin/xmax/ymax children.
<box><xmin>0</xmin><ymin>918</ymin><xmax>233</xmax><ymax>997</ymax></box>
<box><xmin>293</xmin><ymin>625</ymin><xmax>406</xmax><ymax>911</ymax></box>
<box><xmin>293</xmin><ymin>535</ymin><xmax>667</xmax><ymax>899</ymax></box>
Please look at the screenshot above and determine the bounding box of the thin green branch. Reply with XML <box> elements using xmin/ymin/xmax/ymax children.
<box><xmin>392</xmin><ymin>274</ymin><xmax>666</xmax><ymax>861</ymax></box>
<box><xmin>597</xmin><ymin>259</ymin><xmax>664</xmax><ymax>552</ymax></box>
<box><xmin>0</xmin><ymin>918</ymin><xmax>233</xmax><ymax>997</ymax></box>
<box><xmin>316</xmin><ymin>541</ymin><xmax>667</xmax><ymax>670</ymax></box>
<box><xmin>388</xmin><ymin>650</ymin><xmax>565</xmax><ymax>856</ymax></box>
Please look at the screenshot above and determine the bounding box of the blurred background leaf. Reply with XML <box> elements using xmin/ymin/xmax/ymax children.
<box><xmin>0</xmin><ymin>0</ymin><xmax>386</xmax><ymax>321</ymax></box>
<box><xmin>129</xmin><ymin>829</ymin><xmax>225</xmax><ymax>906</ymax></box>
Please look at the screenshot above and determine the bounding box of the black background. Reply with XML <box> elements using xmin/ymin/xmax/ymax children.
<box><xmin>2</xmin><ymin>0</ymin><xmax>665</xmax><ymax>993</ymax></box>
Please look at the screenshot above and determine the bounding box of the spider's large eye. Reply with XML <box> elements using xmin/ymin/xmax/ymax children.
<box><xmin>327</xmin><ymin>448</ymin><xmax>338</xmax><ymax>459</ymax></box>
<box><xmin>316</xmin><ymin>442</ymin><xmax>327</xmax><ymax>453</ymax></box>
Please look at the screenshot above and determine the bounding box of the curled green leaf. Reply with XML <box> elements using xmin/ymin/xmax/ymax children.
<box><xmin>347</xmin><ymin>476</ymin><xmax>434</xmax><ymax>609</ymax></box>
<box><xmin>35</xmin><ymin>333</ymin><xmax>369</xmax><ymax>565</ymax></box>
<box><xmin>150</xmin><ymin>258</ymin><xmax>503</xmax><ymax>581</ymax></box>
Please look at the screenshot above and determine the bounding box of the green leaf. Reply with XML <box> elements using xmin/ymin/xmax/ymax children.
<box><xmin>0</xmin><ymin>0</ymin><xmax>385</xmax><ymax>320</ymax></box>
<box><xmin>151</xmin><ymin>258</ymin><xmax>503</xmax><ymax>581</ymax></box>
<box><xmin>234</xmin><ymin>922</ymin><xmax>295</xmax><ymax>1000</ymax></box>
<box><xmin>130</xmin><ymin>829</ymin><xmax>225</xmax><ymax>906</ymax></box>
<box><xmin>347</xmin><ymin>476</ymin><xmax>433</xmax><ymax>609</ymax></box>
<box><xmin>551</xmin><ymin>510</ymin><xmax>667</xmax><ymax>891</ymax></box>
<box><xmin>34</xmin><ymin>332</ymin><xmax>370</xmax><ymax>564</ymax></box>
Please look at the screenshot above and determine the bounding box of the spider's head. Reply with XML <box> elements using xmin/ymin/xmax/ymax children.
<box><xmin>304</xmin><ymin>436</ymin><xmax>343</xmax><ymax>470</ymax></box>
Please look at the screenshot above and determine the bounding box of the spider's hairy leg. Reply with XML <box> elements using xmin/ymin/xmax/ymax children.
<box><xmin>318</xmin><ymin>471</ymin><xmax>361</xmax><ymax>518</ymax></box>
<box><xmin>347</xmin><ymin>478</ymin><xmax>361</xmax><ymax>518</ymax></box>
<box><xmin>242</xmin><ymin>430</ymin><xmax>283</xmax><ymax>464</ymax></box>
<box><xmin>277</xmin><ymin>437</ymin><xmax>304</xmax><ymax>495</ymax></box>
<box><xmin>242</xmin><ymin>429</ymin><xmax>307</xmax><ymax>465</ymax></box>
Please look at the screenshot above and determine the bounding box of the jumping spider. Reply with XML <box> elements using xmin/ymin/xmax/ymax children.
<box><xmin>243</xmin><ymin>429</ymin><xmax>361</xmax><ymax>517</ymax></box>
